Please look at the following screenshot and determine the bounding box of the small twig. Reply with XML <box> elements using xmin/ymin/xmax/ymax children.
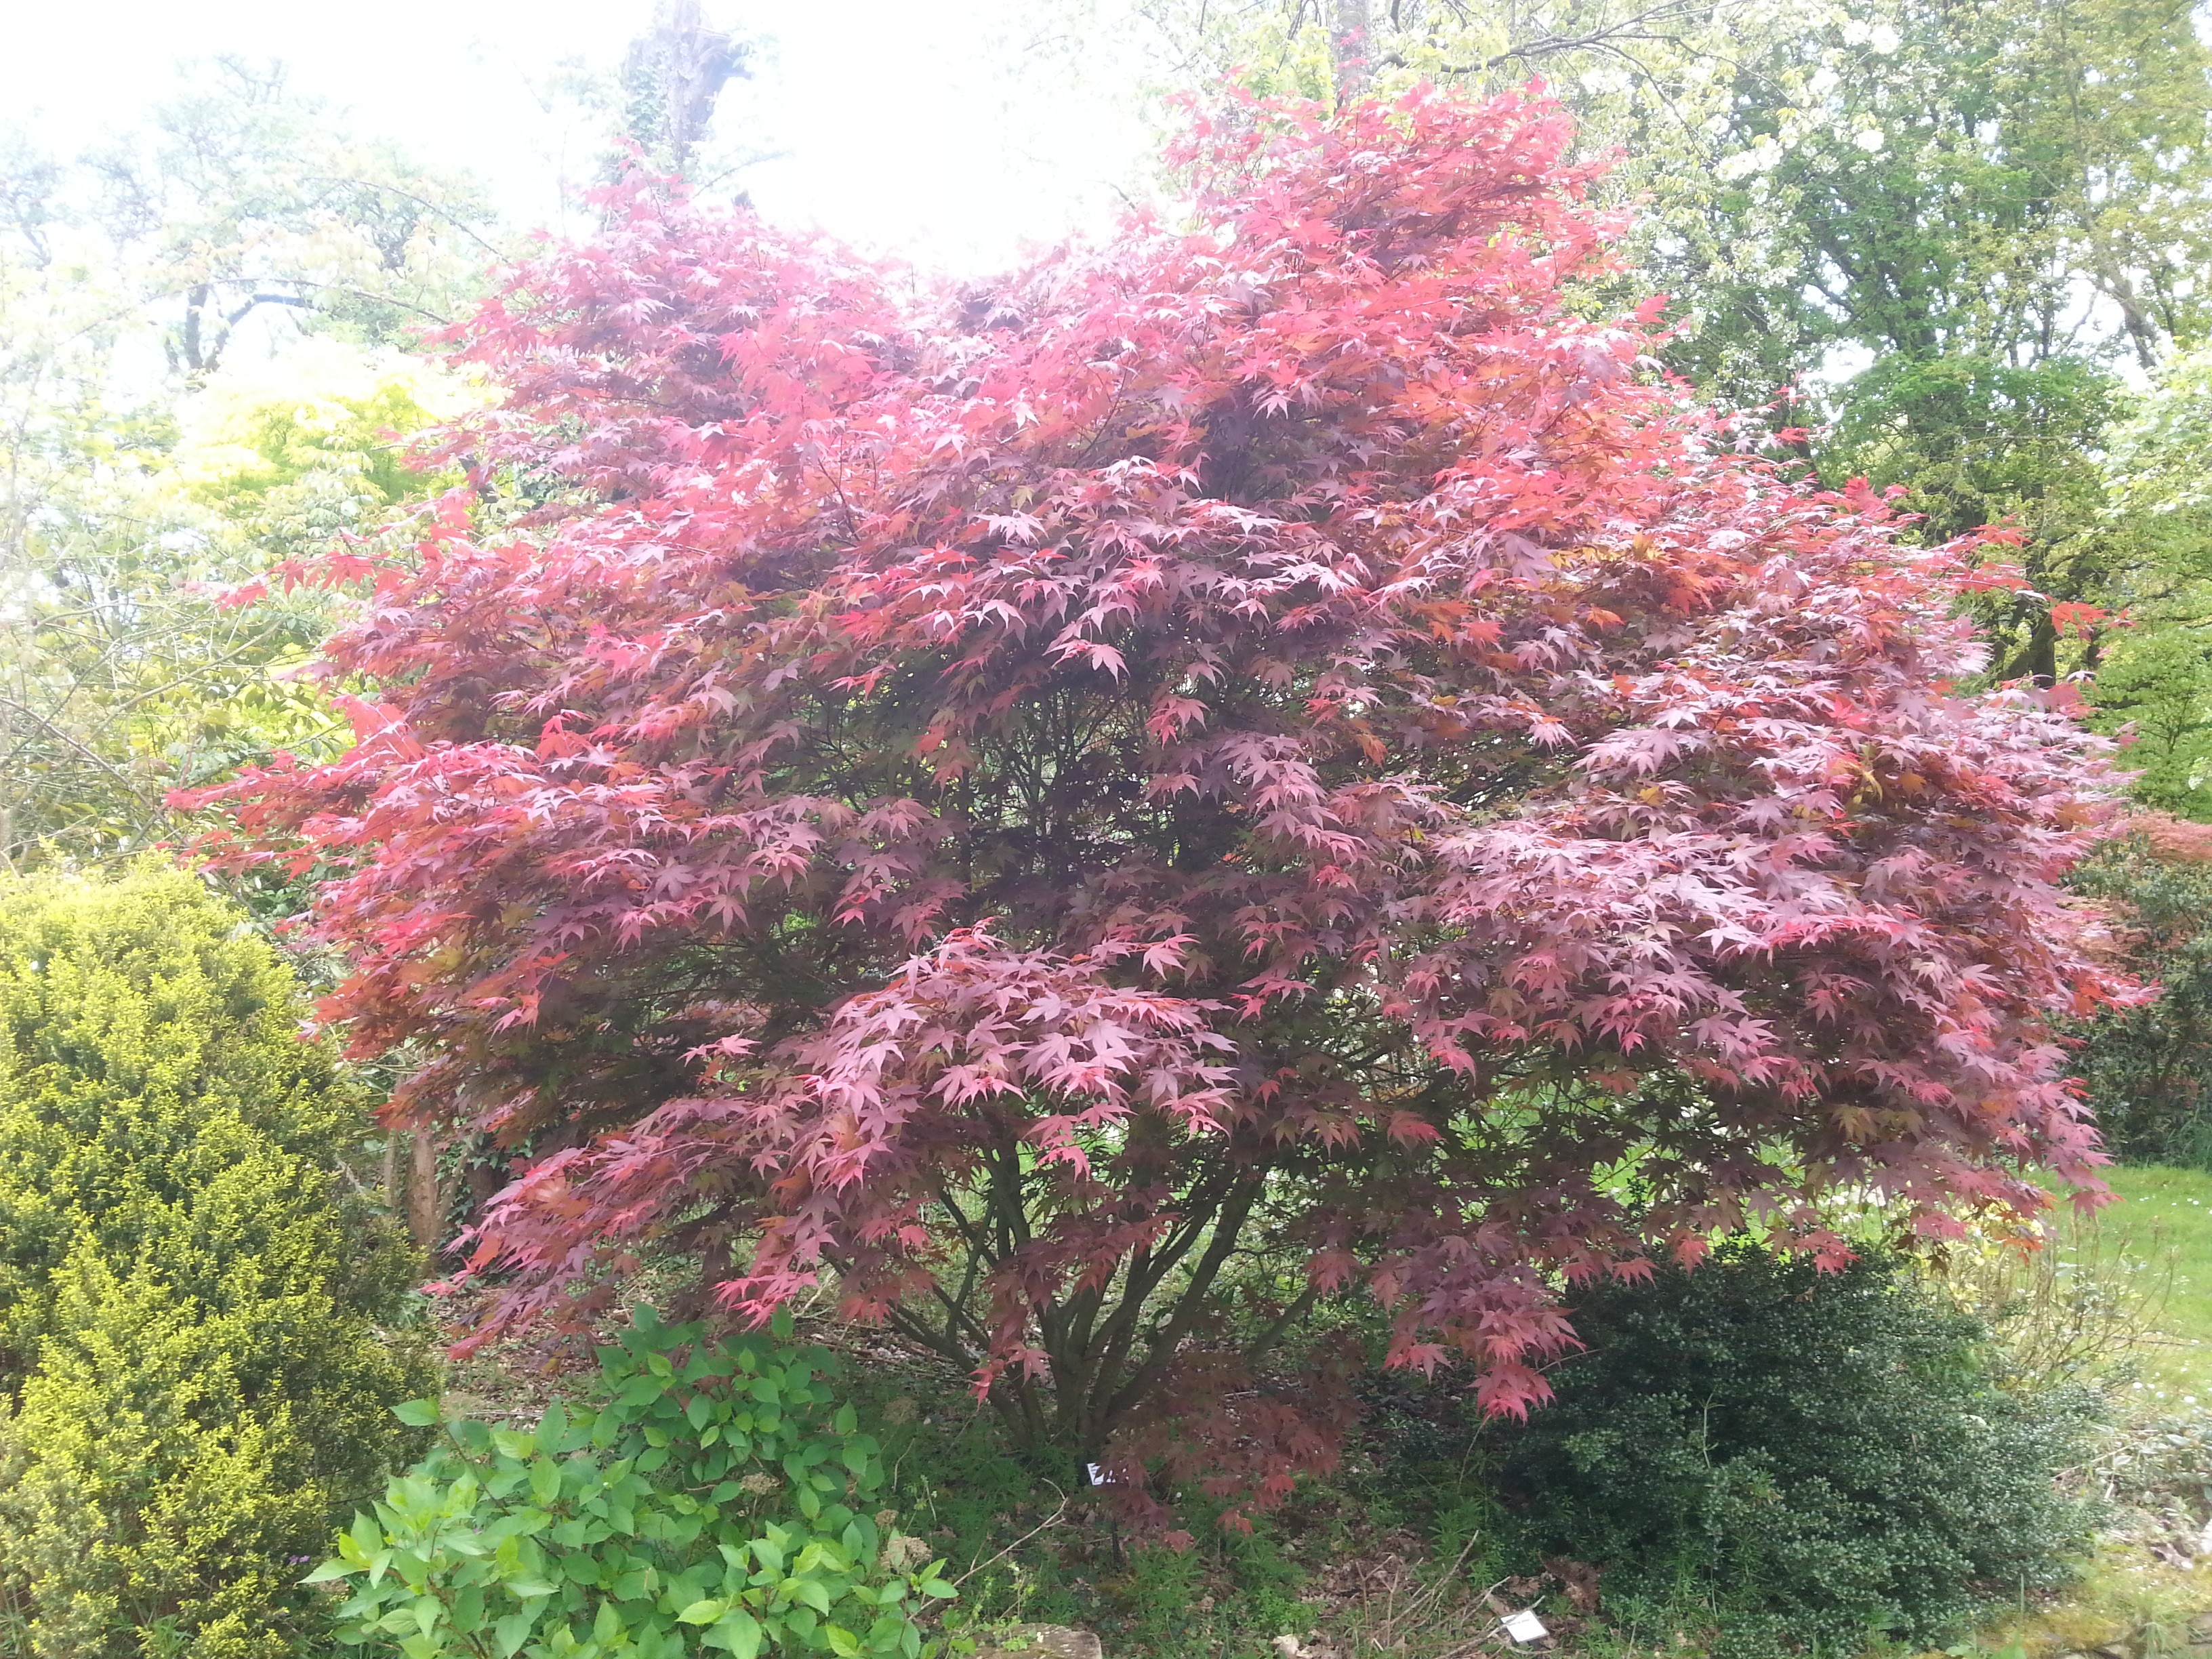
<box><xmin>954</xmin><ymin>1483</ymin><xmax>1069</xmax><ymax>1586</ymax></box>
<box><xmin>330</xmin><ymin>1155</ymin><xmax>383</xmax><ymax>1202</ymax></box>
<box><xmin>1378</xmin><ymin>1535</ymin><xmax>1486</xmax><ymax>1643</ymax></box>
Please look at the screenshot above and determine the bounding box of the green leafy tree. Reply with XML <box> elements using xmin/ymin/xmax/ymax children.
<box><xmin>0</xmin><ymin>333</ymin><xmax>468</xmax><ymax>865</ymax></box>
<box><xmin>0</xmin><ymin>861</ymin><xmax>432</xmax><ymax>1659</ymax></box>
<box><xmin>1681</xmin><ymin>0</ymin><xmax>2211</xmax><ymax>682</ymax></box>
<box><xmin>1818</xmin><ymin>354</ymin><xmax>2129</xmax><ymax>684</ymax></box>
<box><xmin>85</xmin><ymin>58</ymin><xmax>494</xmax><ymax>379</ymax></box>
<box><xmin>1675</xmin><ymin>0</ymin><xmax>2212</xmax><ymax>384</ymax></box>
<box><xmin>0</xmin><ymin>73</ymin><xmax>491</xmax><ymax>867</ymax></box>
<box><xmin>2087</xmin><ymin>343</ymin><xmax>2212</xmax><ymax>799</ymax></box>
<box><xmin>2085</xmin><ymin>631</ymin><xmax>2212</xmax><ymax>815</ymax></box>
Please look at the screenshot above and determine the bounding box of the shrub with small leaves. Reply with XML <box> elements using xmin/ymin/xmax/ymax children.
<box><xmin>1486</xmin><ymin>1245</ymin><xmax>2098</xmax><ymax>1658</ymax></box>
<box><xmin>0</xmin><ymin>862</ymin><xmax>430</xmax><ymax>1659</ymax></box>
<box><xmin>315</xmin><ymin>1309</ymin><xmax>956</xmax><ymax>1659</ymax></box>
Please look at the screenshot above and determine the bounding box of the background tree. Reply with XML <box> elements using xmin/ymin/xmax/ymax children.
<box><xmin>617</xmin><ymin>0</ymin><xmax>753</xmax><ymax>184</ymax></box>
<box><xmin>2066</xmin><ymin>822</ymin><xmax>2212</xmax><ymax>1166</ymax></box>
<box><xmin>0</xmin><ymin>71</ymin><xmax>493</xmax><ymax>868</ymax></box>
<box><xmin>1694</xmin><ymin>0</ymin><xmax>2212</xmax><ymax>684</ymax></box>
<box><xmin>2085</xmin><ymin>342</ymin><xmax>2212</xmax><ymax>815</ymax></box>
<box><xmin>85</xmin><ymin>58</ymin><xmax>493</xmax><ymax>380</ymax></box>
<box><xmin>201</xmin><ymin>89</ymin><xmax>2127</xmax><ymax>1528</ymax></box>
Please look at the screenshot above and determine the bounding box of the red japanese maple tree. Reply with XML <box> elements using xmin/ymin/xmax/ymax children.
<box><xmin>196</xmin><ymin>86</ymin><xmax>2130</xmax><ymax>1530</ymax></box>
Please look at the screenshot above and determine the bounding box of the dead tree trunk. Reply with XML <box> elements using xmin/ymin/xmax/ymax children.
<box><xmin>407</xmin><ymin>1128</ymin><xmax>445</xmax><ymax>1256</ymax></box>
<box><xmin>1331</xmin><ymin>0</ymin><xmax>1372</xmax><ymax>104</ymax></box>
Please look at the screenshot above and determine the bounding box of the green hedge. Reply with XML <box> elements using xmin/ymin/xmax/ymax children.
<box><xmin>0</xmin><ymin>863</ymin><xmax>433</xmax><ymax>1659</ymax></box>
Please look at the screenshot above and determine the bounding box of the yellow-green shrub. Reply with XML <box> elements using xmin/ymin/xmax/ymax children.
<box><xmin>0</xmin><ymin>863</ymin><xmax>432</xmax><ymax>1659</ymax></box>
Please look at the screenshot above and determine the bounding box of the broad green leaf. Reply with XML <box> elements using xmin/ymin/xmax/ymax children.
<box><xmin>393</xmin><ymin>1399</ymin><xmax>443</xmax><ymax>1427</ymax></box>
<box><xmin>453</xmin><ymin>1586</ymin><xmax>487</xmax><ymax>1633</ymax></box>
<box><xmin>710</xmin><ymin>1610</ymin><xmax>764</xmax><ymax>1659</ymax></box>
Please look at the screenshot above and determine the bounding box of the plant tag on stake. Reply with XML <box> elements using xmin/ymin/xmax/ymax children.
<box><xmin>1500</xmin><ymin>1610</ymin><xmax>1549</xmax><ymax>1645</ymax></box>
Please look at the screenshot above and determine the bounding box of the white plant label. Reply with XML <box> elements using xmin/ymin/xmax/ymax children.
<box><xmin>1500</xmin><ymin>1610</ymin><xmax>1549</xmax><ymax>1645</ymax></box>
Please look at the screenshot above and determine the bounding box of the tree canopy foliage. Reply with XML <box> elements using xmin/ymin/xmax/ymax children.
<box><xmin>198</xmin><ymin>87</ymin><xmax>2131</xmax><ymax>1525</ymax></box>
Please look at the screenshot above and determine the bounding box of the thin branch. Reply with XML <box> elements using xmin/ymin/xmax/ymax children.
<box><xmin>954</xmin><ymin>1483</ymin><xmax>1069</xmax><ymax>1586</ymax></box>
<box><xmin>304</xmin><ymin>176</ymin><xmax>508</xmax><ymax>261</ymax></box>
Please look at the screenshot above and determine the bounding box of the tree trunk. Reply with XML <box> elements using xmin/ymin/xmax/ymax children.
<box><xmin>1331</xmin><ymin>0</ymin><xmax>1372</xmax><ymax>104</ymax></box>
<box><xmin>407</xmin><ymin>1128</ymin><xmax>444</xmax><ymax>1254</ymax></box>
<box><xmin>622</xmin><ymin>0</ymin><xmax>747</xmax><ymax>178</ymax></box>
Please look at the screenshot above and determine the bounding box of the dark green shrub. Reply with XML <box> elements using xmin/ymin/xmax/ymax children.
<box><xmin>2069</xmin><ymin>829</ymin><xmax>2212</xmax><ymax>1167</ymax></box>
<box><xmin>0</xmin><ymin>863</ymin><xmax>432</xmax><ymax>1659</ymax></box>
<box><xmin>317</xmin><ymin>1308</ymin><xmax>955</xmax><ymax>1659</ymax></box>
<box><xmin>1487</xmin><ymin>1245</ymin><xmax>2096</xmax><ymax>1657</ymax></box>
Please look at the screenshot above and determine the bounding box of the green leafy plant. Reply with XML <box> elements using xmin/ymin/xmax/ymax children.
<box><xmin>1483</xmin><ymin>1245</ymin><xmax>2099</xmax><ymax>1658</ymax></box>
<box><xmin>316</xmin><ymin>1309</ymin><xmax>956</xmax><ymax>1659</ymax></box>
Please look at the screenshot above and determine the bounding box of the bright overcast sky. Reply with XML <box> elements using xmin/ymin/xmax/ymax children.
<box><xmin>0</xmin><ymin>0</ymin><xmax>1160</xmax><ymax>272</ymax></box>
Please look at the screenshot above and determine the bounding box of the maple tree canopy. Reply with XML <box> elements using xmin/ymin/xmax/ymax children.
<box><xmin>196</xmin><ymin>87</ymin><xmax>2130</xmax><ymax>1532</ymax></box>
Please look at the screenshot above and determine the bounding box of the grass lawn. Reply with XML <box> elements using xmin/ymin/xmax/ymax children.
<box><xmin>1959</xmin><ymin>1167</ymin><xmax>2212</xmax><ymax>1658</ymax></box>
<box><xmin>2096</xmin><ymin>1164</ymin><xmax>2212</xmax><ymax>1400</ymax></box>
